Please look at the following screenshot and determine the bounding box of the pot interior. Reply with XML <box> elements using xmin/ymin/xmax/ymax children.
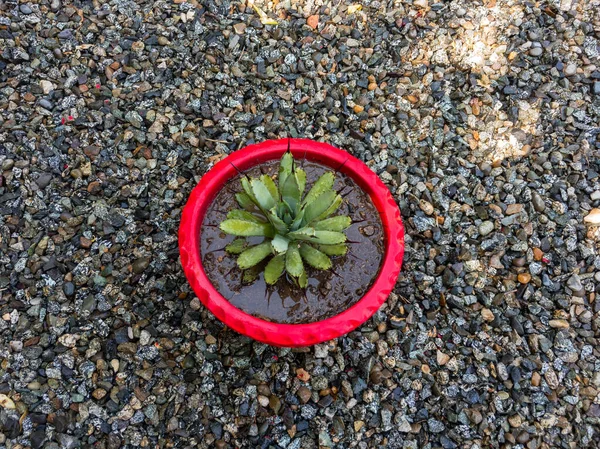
<box><xmin>199</xmin><ymin>158</ymin><xmax>386</xmax><ymax>324</ymax></box>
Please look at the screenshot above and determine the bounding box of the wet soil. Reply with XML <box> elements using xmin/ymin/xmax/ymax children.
<box><xmin>200</xmin><ymin>160</ymin><xmax>384</xmax><ymax>324</ymax></box>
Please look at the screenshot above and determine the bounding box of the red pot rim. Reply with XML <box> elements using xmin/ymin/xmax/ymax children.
<box><xmin>179</xmin><ymin>138</ymin><xmax>404</xmax><ymax>347</ymax></box>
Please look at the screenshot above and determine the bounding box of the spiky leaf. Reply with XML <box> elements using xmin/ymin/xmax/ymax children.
<box><xmin>278</xmin><ymin>151</ymin><xmax>294</xmax><ymax>196</ymax></box>
<box><xmin>271</xmin><ymin>234</ymin><xmax>290</xmax><ymax>254</ymax></box>
<box><xmin>302</xmin><ymin>172</ymin><xmax>334</xmax><ymax>206</ymax></box>
<box><xmin>288</xmin><ymin>227</ymin><xmax>347</xmax><ymax>245</ymax></box>
<box><xmin>227</xmin><ymin>209</ymin><xmax>265</xmax><ymax>223</ymax></box>
<box><xmin>298</xmin><ymin>268</ymin><xmax>308</xmax><ymax>288</ymax></box>
<box><xmin>285</xmin><ymin>245</ymin><xmax>304</xmax><ymax>277</ymax></box>
<box><xmin>282</xmin><ymin>170</ymin><xmax>301</xmax><ymax>212</ymax></box>
<box><xmin>295</xmin><ymin>168</ymin><xmax>306</xmax><ymax>197</ymax></box>
<box><xmin>266</xmin><ymin>208</ymin><xmax>289</xmax><ymax>234</ymax></box>
<box><xmin>220</xmin><ymin>219</ymin><xmax>274</xmax><ymax>237</ymax></box>
<box><xmin>313</xmin><ymin>194</ymin><xmax>342</xmax><ymax>222</ymax></box>
<box><xmin>303</xmin><ymin>190</ymin><xmax>337</xmax><ymax>224</ymax></box>
<box><xmin>260</xmin><ymin>174</ymin><xmax>278</xmax><ymax>200</ymax></box>
<box><xmin>317</xmin><ymin>243</ymin><xmax>348</xmax><ymax>256</ymax></box>
<box><xmin>225</xmin><ymin>238</ymin><xmax>248</xmax><ymax>254</ymax></box>
<box><xmin>241</xmin><ymin>177</ymin><xmax>256</xmax><ymax>203</ymax></box>
<box><xmin>264</xmin><ymin>254</ymin><xmax>285</xmax><ymax>284</ymax></box>
<box><xmin>243</xmin><ymin>265</ymin><xmax>261</xmax><ymax>283</ymax></box>
<box><xmin>290</xmin><ymin>208</ymin><xmax>305</xmax><ymax>232</ymax></box>
<box><xmin>314</xmin><ymin>216</ymin><xmax>351</xmax><ymax>231</ymax></box>
<box><xmin>299</xmin><ymin>244</ymin><xmax>332</xmax><ymax>270</ymax></box>
<box><xmin>251</xmin><ymin>179</ymin><xmax>276</xmax><ymax>211</ymax></box>
<box><xmin>237</xmin><ymin>242</ymin><xmax>272</xmax><ymax>269</ymax></box>
<box><xmin>235</xmin><ymin>193</ymin><xmax>255</xmax><ymax>210</ymax></box>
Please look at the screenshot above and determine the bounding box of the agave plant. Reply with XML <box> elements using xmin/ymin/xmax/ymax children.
<box><xmin>219</xmin><ymin>149</ymin><xmax>350</xmax><ymax>288</ymax></box>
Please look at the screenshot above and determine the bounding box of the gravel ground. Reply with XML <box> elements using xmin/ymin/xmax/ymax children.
<box><xmin>1</xmin><ymin>0</ymin><xmax>600</xmax><ymax>448</ymax></box>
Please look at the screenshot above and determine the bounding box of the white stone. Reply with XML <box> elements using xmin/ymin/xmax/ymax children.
<box><xmin>40</xmin><ymin>80</ymin><xmax>55</xmax><ymax>94</ymax></box>
<box><xmin>584</xmin><ymin>208</ymin><xmax>600</xmax><ymax>225</ymax></box>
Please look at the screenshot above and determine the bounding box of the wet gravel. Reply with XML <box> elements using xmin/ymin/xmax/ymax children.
<box><xmin>1</xmin><ymin>0</ymin><xmax>600</xmax><ymax>448</ymax></box>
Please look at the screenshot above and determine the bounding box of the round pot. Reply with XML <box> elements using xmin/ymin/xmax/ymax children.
<box><xmin>179</xmin><ymin>138</ymin><xmax>404</xmax><ymax>347</ymax></box>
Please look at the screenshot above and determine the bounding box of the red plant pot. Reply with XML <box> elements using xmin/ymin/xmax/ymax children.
<box><xmin>179</xmin><ymin>138</ymin><xmax>404</xmax><ymax>347</ymax></box>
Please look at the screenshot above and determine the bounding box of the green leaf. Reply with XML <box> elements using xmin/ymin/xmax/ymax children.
<box><xmin>313</xmin><ymin>194</ymin><xmax>342</xmax><ymax>222</ymax></box>
<box><xmin>288</xmin><ymin>227</ymin><xmax>347</xmax><ymax>245</ymax></box>
<box><xmin>241</xmin><ymin>177</ymin><xmax>256</xmax><ymax>203</ymax></box>
<box><xmin>298</xmin><ymin>268</ymin><xmax>308</xmax><ymax>288</ymax></box>
<box><xmin>251</xmin><ymin>179</ymin><xmax>276</xmax><ymax>211</ymax></box>
<box><xmin>303</xmin><ymin>190</ymin><xmax>337</xmax><ymax>224</ymax></box>
<box><xmin>260</xmin><ymin>174</ymin><xmax>278</xmax><ymax>200</ymax></box>
<box><xmin>278</xmin><ymin>151</ymin><xmax>294</xmax><ymax>196</ymax></box>
<box><xmin>220</xmin><ymin>219</ymin><xmax>274</xmax><ymax>237</ymax></box>
<box><xmin>299</xmin><ymin>243</ymin><xmax>332</xmax><ymax>270</ymax></box>
<box><xmin>302</xmin><ymin>172</ymin><xmax>334</xmax><ymax>206</ymax></box>
<box><xmin>237</xmin><ymin>242</ymin><xmax>273</xmax><ymax>269</ymax></box>
<box><xmin>271</xmin><ymin>234</ymin><xmax>290</xmax><ymax>254</ymax></box>
<box><xmin>282</xmin><ymin>170</ymin><xmax>301</xmax><ymax>212</ymax></box>
<box><xmin>225</xmin><ymin>238</ymin><xmax>248</xmax><ymax>254</ymax></box>
<box><xmin>243</xmin><ymin>265</ymin><xmax>261</xmax><ymax>283</ymax></box>
<box><xmin>266</xmin><ymin>208</ymin><xmax>289</xmax><ymax>234</ymax></box>
<box><xmin>295</xmin><ymin>168</ymin><xmax>306</xmax><ymax>197</ymax></box>
<box><xmin>227</xmin><ymin>209</ymin><xmax>265</xmax><ymax>223</ymax></box>
<box><xmin>290</xmin><ymin>208</ymin><xmax>305</xmax><ymax>232</ymax></box>
<box><xmin>235</xmin><ymin>193</ymin><xmax>255</xmax><ymax>211</ymax></box>
<box><xmin>314</xmin><ymin>215</ymin><xmax>351</xmax><ymax>231</ymax></box>
<box><xmin>285</xmin><ymin>245</ymin><xmax>304</xmax><ymax>277</ymax></box>
<box><xmin>311</xmin><ymin>230</ymin><xmax>347</xmax><ymax>245</ymax></box>
<box><xmin>317</xmin><ymin>243</ymin><xmax>348</xmax><ymax>256</ymax></box>
<box><xmin>264</xmin><ymin>254</ymin><xmax>285</xmax><ymax>284</ymax></box>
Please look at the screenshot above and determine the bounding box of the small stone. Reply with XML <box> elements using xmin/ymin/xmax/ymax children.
<box><xmin>92</xmin><ymin>388</ymin><xmax>107</xmax><ymax>400</ymax></box>
<box><xmin>478</xmin><ymin>221</ymin><xmax>494</xmax><ymax>236</ymax></box>
<box><xmin>509</xmin><ymin>414</ymin><xmax>522</xmax><ymax>427</ymax></box>
<box><xmin>125</xmin><ymin>111</ymin><xmax>143</xmax><ymax>128</ymax></box>
<box><xmin>584</xmin><ymin>208</ymin><xmax>600</xmax><ymax>225</ymax></box>
<box><xmin>531</xmin><ymin>372</ymin><xmax>541</xmax><ymax>386</ymax></box>
<box><xmin>414</xmin><ymin>0</ymin><xmax>428</xmax><ymax>8</ymax></box>
<box><xmin>517</xmin><ymin>273</ymin><xmax>531</xmax><ymax>284</ymax></box>
<box><xmin>564</xmin><ymin>63</ymin><xmax>577</xmax><ymax>76</ymax></box>
<box><xmin>58</xmin><ymin>334</ymin><xmax>79</xmax><ymax>348</ymax></box>
<box><xmin>80</xmin><ymin>237</ymin><xmax>92</xmax><ymax>248</ymax></box>
<box><xmin>258</xmin><ymin>395</ymin><xmax>269</xmax><ymax>407</ymax></box>
<box><xmin>532</xmin><ymin>192</ymin><xmax>546</xmax><ymax>212</ymax></box>
<box><xmin>419</xmin><ymin>200</ymin><xmax>434</xmax><ymax>215</ymax></box>
<box><xmin>307</xmin><ymin>15</ymin><xmax>319</xmax><ymax>29</ymax></box>
<box><xmin>505</xmin><ymin>204</ymin><xmax>523</xmax><ymax>215</ymax></box>
<box><xmin>549</xmin><ymin>319</ymin><xmax>569</xmax><ymax>329</ymax></box>
<box><xmin>40</xmin><ymin>80</ymin><xmax>55</xmax><ymax>94</ymax></box>
<box><xmin>353</xmin><ymin>105</ymin><xmax>364</xmax><ymax>114</ymax></box>
<box><xmin>233</xmin><ymin>23</ymin><xmax>246</xmax><ymax>34</ymax></box>
<box><xmin>297</xmin><ymin>386</ymin><xmax>312</xmax><ymax>403</ymax></box>
<box><xmin>132</xmin><ymin>257</ymin><xmax>151</xmax><ymax>273</ymax></box>
<box><xmin>437</xmin><ymin>350</ymin><xmax>450</xmax><ymax>365</ymax></box>
<box><xmin>0</xmin><ymin>394</ymin><xmax>16</xmax><ymax>409</ymax></box>
<box><xmin>567</xmin><ymin>274</ymin><xmax>582</xmax><ymax>292</ymax></box>
<box><xmin>529</xmin><ymin>47</ymin><xmax>543</xmax><ymax>56</ymax></box>
<box><xmin>296</xmin><ymin>368</ymin><xmax>310</xmax><ymax>381</ymax></box>
<box><xmin>354</xmin><ymin>420</ymin><xmax>364</xmax><ymax>432</ymax></box>
<box><xmin>63</xmin><ymin>282</ymin><xmax>75</xmax><ymax>297</ymax></box>
<box><xmin>481</xmin><ymin>308</ymin><xmax>495</xmax><ymax>322</ymax></box>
